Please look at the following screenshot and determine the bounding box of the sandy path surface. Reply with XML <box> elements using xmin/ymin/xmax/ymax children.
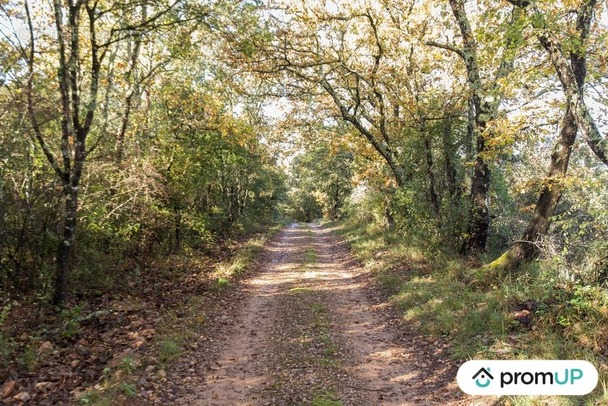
<box><xmin>179</xmin><ymin>224</ymin><xmax>482</xmax><ymax>405</ymax></box>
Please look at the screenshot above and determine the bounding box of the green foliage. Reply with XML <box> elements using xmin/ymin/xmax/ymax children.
<box><xmin>19</xmin><ymin>344</ymin><xmax>37</xmax><ymax>372</ymax></box>
<box><xmin>391</xmin><ymin>187</ymin><xmax>441</xmax><ymax>243</ymax></box>
<box><xmin>59</xmin><ymin>304</ymin><xmax>84</xmax><ymax>339</ymax></box>
<box><xmin>304</xmin><ymin>248</ymin><xmax>317</xmax><ymax>268</ymax></box>
<box><xmin>118</xmin><ymin>382</ymin><xmax>138</xmax><ymax>398</ymax></box>
<box><xmin>0</xmin><ymin>0</ymin><xmax>286</xmax><ymax>304</ymax></box>
<box><xmin>77</xmin><ymin>391</ymin><xmax>108</xmax><ymax>405</ymax></box>
<box><xmin>486</xmin><ymin>164</ymin><xmax>520</xmax><ymax>255</ymax></box>
<box><xmin>0</xmin><ymin>302</ymin><xmax>12</xmax><ymax>326</ymax></box>
<box><xmin>285</xmin><ymin>143</ymin><xmax>354</xmax><ymax>222</ymax></box>
<box><xmin>0</xmin><ymin>1</ymin><xmax>607</xmax><ymax>404</ymax></box>
<box><xmin>213</xmin><ymin>277</ymin><xmax>230</xmax><ymax>291</ymax></box>
<box><xmin>0</xmin><ymin>137</ymin><xmax>58</xmax><ymax>294</ymax></box>
<box><xmin>212</xmin><ymin>231</ymin><xmax>274</xmax><ymax>285</ymax></box>
<box><xmin>77</xmin><ymin>381</ymin><xmax>138</xmax><ymax>405</ymax></box>
<box><xmin>284</xmin><ymin>189</ymin><xmax>323</xmax><ymax>223</ymax></box>
<box><xmin>0</xmin><ymin>332</ymin><xmax>14</xmax><ymax>371</ymax></box>
<box><xmin>119</xmin><ymin>357</ymin><xmax>138</xmax><ymax>375</ymax></box>
<box><xmin>102</xmin><ymin>367</ymin><xmax>112</xmax><ymax>380</ymax></box>
<box><xmin>342</xmin><ymin>187</ymin><xmax>387</xmax><ymax>230</ymax></box>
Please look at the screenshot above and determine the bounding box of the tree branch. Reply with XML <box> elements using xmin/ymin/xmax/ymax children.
<box><xmin>321</xmin><ymin>77</ymin><xmax>405</xmax><ymax>185</ymax></box>
<box><xmin>24</xmin><ymin>0</ymin><xmax>63</xmax><ymax>180</ymax></box>
<box><xmin>426</xmin><ymin>41</ymin><xmax>465</xmax><ymax>60</ymax></box>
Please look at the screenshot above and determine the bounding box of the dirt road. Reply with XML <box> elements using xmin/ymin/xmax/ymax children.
<box><xmin>178</xmin><ymin>224</ymin><xmax>475</xmax><ymax>405</ymax></box>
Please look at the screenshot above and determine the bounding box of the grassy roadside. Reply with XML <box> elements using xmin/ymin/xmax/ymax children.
<box><xmin>331</xmin><ymin>219</ymin><xmax>608</xmax><ymax>406</ymax></box>
<box><xmin>73</xmin><ymin>222</ymin><xmax>285</xmax><ymax>405</ymax></box>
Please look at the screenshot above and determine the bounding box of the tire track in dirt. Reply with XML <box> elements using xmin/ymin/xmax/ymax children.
<box><xmin>309</xmin><ymin>225</ymin><xmax>470</xmax><ymax>405</ymax></box>
<box><xmin>180</xmin><ymin>224</ymin><xmax>307</xmax><ymax>405</ymax></box>
<box><xmin>180</xmin><ymin>223</ymin><xmax>485</xmax><ymax>405</ymax></box>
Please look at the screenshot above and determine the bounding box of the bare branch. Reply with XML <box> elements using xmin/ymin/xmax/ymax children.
<box><xmin>321</xmin><ymin>77</ymin><xmax>406</xmax><ymax>185</ymax></box>
<box><xmin>426</xmin><ymin>41</ymin><xmax>465</xmax><ymax>60</ymax></box>
<box><xmin>24</xmin><ymin>0</ymin><xmax>63</xmax><ymax>179</ymax></box>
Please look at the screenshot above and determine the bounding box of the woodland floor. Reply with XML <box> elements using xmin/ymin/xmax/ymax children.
<box><xmin>174</xmin><ymin>224</ymin><xmax>487</xmax><ymax>405</ymax></box>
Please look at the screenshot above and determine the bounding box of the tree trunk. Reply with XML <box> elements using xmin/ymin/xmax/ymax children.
<box><xmin>385</xmin><ymin>200</ymin><xmax>395</xmax><ymax>231</ymax></box>
<box><xmin>493</xmin><ymin>107</ymin><xmax>577</xmax><ymax>269</ymax></box>
<box><xmin>448</xmin><ymin>0</ymin><xmax>492</xmax><ymax>255</ymax></box>
<box><xmin>520</xmin><ymin>108</ymin><xmax>576</xmax><ymax>254</ymax></box>
<box><xmin>441</xmin><ymin>2</ymin><xmax>521</xmax><ymax>255</ymax></box>
<box><xmin>54</xmin><ymin>185</ymin><xmax>78</xmax><ymax>306</ymax></box>
<box><xmin>462</xmin><ymin>133</ymin><xmax>491</xmax><ymax>254</ymax></box>
<box><xmin>490</xmin><ymin>0</ymin><xmax>593</xmax><ymax>271</ymax></box>
<box><xmin>442</xmin><ymin>117</ymin><xmax>460</xmax><ymax>201</ymax></box>
<box><xmin>24</xmin><ymin>0</ymin><xmax>103</xmax><ymax>306</ymax></box>
<box><xmin>423</xmin><ymin>136</ymin><xmax>440</xmax><ymax>216</ymax></box>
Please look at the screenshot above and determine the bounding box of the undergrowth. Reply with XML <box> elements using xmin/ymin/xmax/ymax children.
<box><xmin>75</xmin><ymin>222</ymin><xmax>284</xmax><ymax>404</ymax></box>
<box><xmin>333</xmin><ymin>219</ymin><xmax>608</xmax><ymax>406</ymax></box>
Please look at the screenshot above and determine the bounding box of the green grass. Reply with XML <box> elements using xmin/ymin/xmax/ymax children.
<box><xmin>312</xmin><ymin>392</ymin><xmax>343</xmax><ymax>406</ymax></box>
<box><xmin>76</xmin><ymin>380</ymin><xmax>139</xmax><ymax>405</ymax></box>
<box><xmin>301</xmin><ymin>226</ymin><xmax>318</xmax><ymax>271</ymax></box>
<box><xmin>212</xmin><ymin>277</ymin><xmax>230</xmax><ymax>291</ymax></box>
<box><xmin>157</xmin><ymin>339</ymin><xmax>183</xmax><ymax>365</ymax></box>
<box><xmin>119</xmin><ymin>356</ymin><xmax>138</xmax><ymax>374</ymax></box>
<box><xmin>118</xmin><ymin>382</ymin><xmax>138</xmax><ymax>398</ymax></box>
<box><xmin>77</xmin><ymin>391</ymin><xmax>112</xmax><ymax>405</ymax></box>
<box><xmin>213</xmin><ymin>224</ymin><xmax>282</xmax><ymax>280</ymax></box>
<box><xmin>333</xmin><ymin>219</ymin><xmax>608</xmax><ymax>405</ymax></box>
<box><xmin>304</xmin><ymin>248</ymin><xmax>317</xmax><ymax>268</ymax></box>
<box><xmin>0</xmin><ymin>332</ymin><xmax>15</xmax><ymax>371</ymax></box>
<box><xmin>289</xmin><ymin>286</ymin><xmax>312</xmax><ymax>293</ymax></box>
<box><xmin>308</xmin><ymin>300</ymin><xmax>340</xmax><ymax>367</ymax></box>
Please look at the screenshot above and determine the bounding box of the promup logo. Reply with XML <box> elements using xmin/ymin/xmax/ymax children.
<box><xmin>457</xmin><ymin>360</ymin><xmax>598</xmax><ymax>395</ymax></box>
<box><xmin>472</xmin><ymin>367</ymin><xmax>494</xmax><ymax>388</ymax></box>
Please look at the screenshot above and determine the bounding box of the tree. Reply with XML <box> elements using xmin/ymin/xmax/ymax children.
<box><xmin>428</xmin><ymin>1</ymin><xmax>525</xmax><ymax>254</ymax></box>
<box><xmin>490</xmin><ymin>0</ymin><xmax>607</xmax><ymax>271</ymax></box>
<box><xmin>18</xmin><ymin>0</ymin><xmax>178</xmax><ymax>305</ymax></box>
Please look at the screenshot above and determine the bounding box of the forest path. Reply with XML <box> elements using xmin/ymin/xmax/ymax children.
<box><xmin>178</xmin><ymin>224</ymin><xmax>474</xmax><ymax>405</ymax></box>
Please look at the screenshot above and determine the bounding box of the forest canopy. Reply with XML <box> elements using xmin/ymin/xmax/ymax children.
<box><xmin>0</xmin><ymin>0</ymin><xmax>607</xmax><ymax>308</ymax></box>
